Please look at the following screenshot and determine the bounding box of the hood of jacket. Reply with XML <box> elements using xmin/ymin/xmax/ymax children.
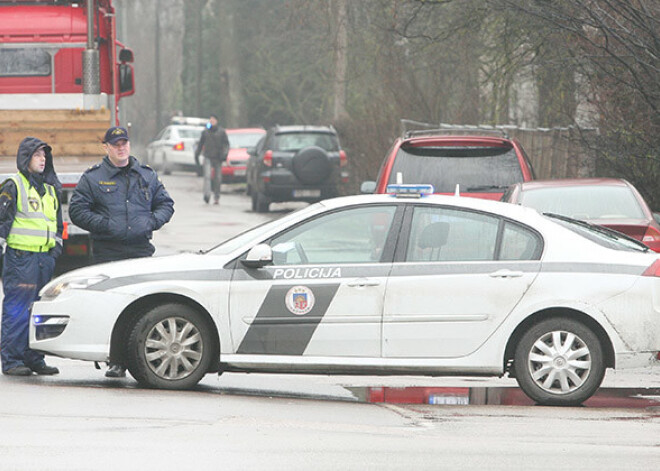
<box><xmin>16</xmin><ymin>136</ymin><xmax>61</xmax><ymax>190</ymax></box>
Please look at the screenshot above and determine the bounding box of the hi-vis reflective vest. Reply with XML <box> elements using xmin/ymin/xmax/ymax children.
<box><xmin>6</xmin><ymin>173</ymin><xmax>59</xmax><ymax>252</ymax></box>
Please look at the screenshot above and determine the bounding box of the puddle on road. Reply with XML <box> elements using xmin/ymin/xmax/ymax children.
<box><xmin>347</xmin><ymin>386</ymin><xmax>660</xmax><ymax>408</ymax></box>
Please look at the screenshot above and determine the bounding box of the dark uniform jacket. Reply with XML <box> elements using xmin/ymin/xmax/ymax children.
<box><xmin>194</xmin><ymin>125</ymin><xmax>230</xmax><ymax>165</ymax></box>
<box><xmin>0</xmin><ymin>137</ymin><xmax>63</xmax><ymax>257</ymax></box>
<box><xmin>69</xmin><ymin>155</ymin><xmax>174</xmax><ymax>260</ymax></box>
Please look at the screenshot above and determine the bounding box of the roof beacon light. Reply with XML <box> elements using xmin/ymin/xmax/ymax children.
<box><xmin>386</xmin><ymin>184</ymin><xmax>435</xmax><ymax>198</ymax></box>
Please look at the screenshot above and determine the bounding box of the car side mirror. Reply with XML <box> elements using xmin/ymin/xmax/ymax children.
<box><xmin>241</xmin><ymin>243</ymin><xmax>273</xmax><ymax>268</ymax></box>
<box><xmin>360</xmin><ymin>181</ymin><xmax>376</xmax><ymax>194</ymax></box>
<box><xmin>246</xmin><ymin>146</ymin><xmax>256</xmax><ymax>156</ymax></box>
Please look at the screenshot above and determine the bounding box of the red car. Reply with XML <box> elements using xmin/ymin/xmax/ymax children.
<box><xmin>362</xmin><ymin>130</ymin><xmax>535</xmax><ymax>200</ymax></box>
<box><xmin>222</xmin><ymin>128</ymin><xmax>266</xmax><ymax>183</ymax></box>
<box><xmin>502</xmin><ymin>178</ymin><xmax>660</xmax><ymax>252</ymax></box>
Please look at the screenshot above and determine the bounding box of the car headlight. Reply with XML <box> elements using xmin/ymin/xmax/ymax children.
<box><xmin>40</xmin><ymin>274</ymin><xmax>109</xmax><ymax>300</ymax></box>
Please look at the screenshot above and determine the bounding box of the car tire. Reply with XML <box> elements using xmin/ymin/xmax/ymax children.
<box><xmin>514</xmin><ymin>317</ymin><xmax>605</xmax><ymax>406</ymax></box>
<box><xmin>292</xmin><ymin>146</ymin><xmax>332</xmax><ymax>185</ymax></box>
<box><xmin>126</xmin><ymin>303</ymin><xmax>215</xmax><ymax>390</ymax></box>
<box><xmin>252</xmin><ymin>190</ymin><xmax>270</xmax><ymax>213</ymax></box>
<box><xmin>161</xmin><ymin>154</ymin><xmax>171</xmax><ymax>175</ymax></box>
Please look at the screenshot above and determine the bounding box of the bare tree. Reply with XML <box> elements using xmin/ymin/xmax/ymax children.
<box><xmin>498</xmin><ymin>0</ymin><xmax>660</xmax><ymax>206</ymax></box>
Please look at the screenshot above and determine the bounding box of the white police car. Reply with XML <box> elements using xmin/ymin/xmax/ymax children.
<box><xmin>30</xmin><ymin>185</ymin><xmax>660</xmax><ymax>406</ymax></box>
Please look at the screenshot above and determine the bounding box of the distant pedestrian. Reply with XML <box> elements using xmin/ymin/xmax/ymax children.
<box><xmin>0</xmin><ymin>137</ymin><xmax>63</xmax><ymax>376</ymax></box>
<box><xmin>194</xmin><ymin>114</ymin><xmax>229</xmax><ymax>204</ymax></box>
<box><xmin>69</xmin><ymin>126</ymin><xmax>174</xmax><ymax>378</ymax></box>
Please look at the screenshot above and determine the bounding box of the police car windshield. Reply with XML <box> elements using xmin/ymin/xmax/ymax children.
<box><xmin>178</xmin><ymin>128</ymin><xmax>203</xmax><ymax>139</ymax></box>
<box><xmin>206</xmin><ymin>204</ymin><xmax>322</xmax><ymax>255</ymax></box>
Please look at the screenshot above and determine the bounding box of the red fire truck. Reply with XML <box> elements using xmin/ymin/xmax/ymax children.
<box><xmin>0</xmin><ymin>0</ymin><xmax>135</xmax><ymax>273</ymax></box>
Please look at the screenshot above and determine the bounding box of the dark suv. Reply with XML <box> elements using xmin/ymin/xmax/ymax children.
<box><xmin>362</xmin><ymin>128</ymin><xmax>535</xmax><ymax>200</ymax></box>
<box><xmin>246</xmin><ymin>125</ymin><xmax>348</xmax><ymax>212</ymax></box>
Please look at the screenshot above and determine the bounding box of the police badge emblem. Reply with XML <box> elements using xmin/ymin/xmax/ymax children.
<box><xmin>28</xmin><ymin>197</ymin><xmax>40</xmax><ymax>211</ymax></box>
<box><xmin>285</xmin><ymin>286</ymin><xmax>315</xmax><ymax>316</ymax></box>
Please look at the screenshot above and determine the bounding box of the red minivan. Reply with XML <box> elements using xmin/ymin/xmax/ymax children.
<box><xmin>362</xmin><ymin>130</ymin><xmax>536</xmax><ymax>200</ymax></box>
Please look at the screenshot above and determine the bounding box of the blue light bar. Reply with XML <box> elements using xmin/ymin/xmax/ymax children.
<box><xmin>386</xmin><ymin>184</ymin><xmax>435</xmax><ymax>197</ymax></box>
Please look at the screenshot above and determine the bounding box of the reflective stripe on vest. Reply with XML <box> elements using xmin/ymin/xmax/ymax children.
<box><xmin>7</xmin><ymin>173</ymin><xmax>58</xmax><ymax>252</ymax></box>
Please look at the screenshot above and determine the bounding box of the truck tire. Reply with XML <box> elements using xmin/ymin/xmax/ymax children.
<box><xmin>292</xmin><ymin>146</ymin><xmax>332</xmax><ymax>185</ymax></box>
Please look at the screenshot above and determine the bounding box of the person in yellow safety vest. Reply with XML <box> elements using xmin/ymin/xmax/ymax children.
<box><xmin>0</xmin><ymin>137</ymin><xmax>63</xmax><ymax>376</ymax></box>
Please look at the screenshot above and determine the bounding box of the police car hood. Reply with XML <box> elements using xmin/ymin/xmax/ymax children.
<box><xmin>52</xmin><ymin>252</ymin><xmax>227</xmax><ymax>282</ymax></box>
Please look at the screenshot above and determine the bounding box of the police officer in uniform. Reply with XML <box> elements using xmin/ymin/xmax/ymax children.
<box><xmin>0</xmin><ymin>137</ymin><xmax>63</xmax><ymax>376</ymax></box>
<box><xmin>69</xmin><ymin>126</ymin><xmax>174</xmax><ymax>378</ymax></box>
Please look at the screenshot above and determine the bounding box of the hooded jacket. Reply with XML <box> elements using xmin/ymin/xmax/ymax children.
<box><xmin>0</xmin><ymin>137</ymin><xmax>63</xmax><ymax>250</ymax></box>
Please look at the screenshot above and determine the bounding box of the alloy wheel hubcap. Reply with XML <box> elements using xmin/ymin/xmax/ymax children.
<box><xmin>527</xmin><ymin>330</ymin><xmax>592</xmax><ymax>395</ymax></box>
<box><xmin>144</xmin><ymin>317</ymin><xmax>203</xmax><ymax>380</ymax></box>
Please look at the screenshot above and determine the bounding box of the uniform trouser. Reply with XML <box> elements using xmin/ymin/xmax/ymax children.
<box><xmin>1</xmin><ymin>247</ymin><xmax>56</xmax><ymax>372</ymax></box>
<box><xmin>203</xmin><ymin>157</ymin><xmax>222</xmax><ymax>201</ymax></box>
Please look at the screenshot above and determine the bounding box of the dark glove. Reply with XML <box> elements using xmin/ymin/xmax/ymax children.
<box><xmin>49</xmin><ymin>243</ymin><xmax>62</xmax><ymax>259</ymax></box>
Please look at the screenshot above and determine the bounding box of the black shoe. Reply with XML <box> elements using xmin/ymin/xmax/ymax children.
<box><xmin>105</xmin><ymin>364</ymin><xmax>126</xmax><ymax>378</ymax></box>
<box><xmin>203</xmin><ymin>194</ymin><xmax>210</xmax><ymax>204</ymax></box>
<box><xmin>4</xmin><ymin>366</ymin><xmax>33</xmax><ymax>376</ymax></box>
<box><xmin>31</xmin><ymin>364</ymin><xmax>59</xmax><ymax>375</ymax></box>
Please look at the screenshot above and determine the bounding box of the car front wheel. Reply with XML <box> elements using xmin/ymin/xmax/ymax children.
<box><xmin>514</xmin><ymin>317</ymin><xmax>605</xmax><ymax>406</ymax></box>
<box><xmin>126</xmin><ymin>303</ymin><xmax>214</xmax><ymax>390</ymax></box>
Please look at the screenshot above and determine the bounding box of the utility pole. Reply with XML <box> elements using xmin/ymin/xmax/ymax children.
<box><xmin>195</xmin><ymin>0</ymin><xmax>203</xmax><ymax>116</ymax></box>
<box><xmin>155</xmin><ymin>0</ymin><xmax>161</xmax><ymax>128</ymax></box>
<box><xmin>332</xmin><ymin>0</ymin><xmax>348</xmax><ymax>122</ymax></box>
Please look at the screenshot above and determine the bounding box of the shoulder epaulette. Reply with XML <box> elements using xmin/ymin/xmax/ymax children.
<box><xmin>83</xmin><ymin>163</ymin><xmax>102</xmax><ymax>173</ymax></box>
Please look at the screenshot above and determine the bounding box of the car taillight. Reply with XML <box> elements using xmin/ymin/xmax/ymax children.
<box><xmin>173</xmin><ymin>142</ymin><xmax>184</xmax><ymax>151</ymax></box>
<box><xmin>339</xmin><ymin>150</ymin><xmax>347</xmax><ymax>167</ymax></box>
<box><xmin>642</xmin><ymin>259</ymin><xmax>660</xmax><ymax>277</ymax></box>
<box><xmin>263</xmin><ymin>150</ymin><xmax>273</xmax><ymax>167</ymax></box>
<box><xmin>642</xmin><ymin>225</ymin><xmax>660</xmax><ymax>252</ymax></box>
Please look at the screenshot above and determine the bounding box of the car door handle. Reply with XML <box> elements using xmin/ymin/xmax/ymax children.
<box><xmin>347</xmin><ymin>278</ymin><xmax>380</xmax><ymax>288</ymax></box>
<box><xmin>489</xmin><ymin>269</ymin><xmax>524</xmax><ymax>278</ymax></box>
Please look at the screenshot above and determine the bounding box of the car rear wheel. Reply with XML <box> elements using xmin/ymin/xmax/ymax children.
<box><xmin>161</xmin><ymin>154</ymin><xmax>171</xmax><ymax>175</ymax></box>
<box><xmin>292</xmin><ymin>146</ymin><xmax>332</xmax><ymax>185</ymax></box>
<box><xmin>514</xmin><ymin>317</ymin><xmax>605</xmax><ymax>406</ymax></box>
<box><xmin>126</xmin><ymin>303</ymin><xmax>214</xmax><ymax>390</ymax></box>
<box><xmin>252</xmin><ymin>190</ymin><xmax>270</xmax><ymax>213</ymax></box>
